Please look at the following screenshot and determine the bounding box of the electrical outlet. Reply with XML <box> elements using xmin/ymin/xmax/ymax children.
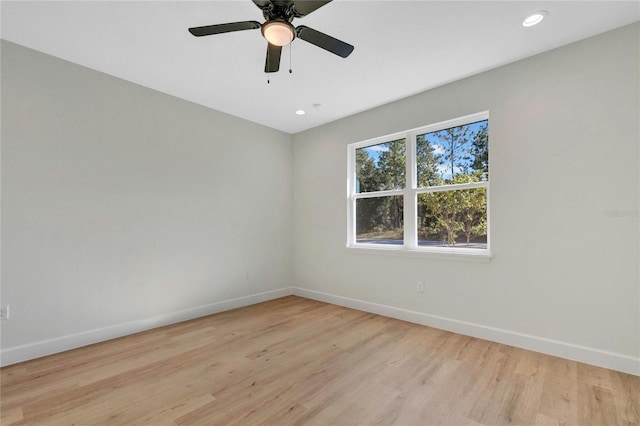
<box><xmin>0</xmin><ymin>305</ymin><xmax>9</xmax><ymax>320</ymax></box>
<box><xmin>416</xmin><ymin>281</ymin><xmax>424</xmax><ymax>293</ymax></box>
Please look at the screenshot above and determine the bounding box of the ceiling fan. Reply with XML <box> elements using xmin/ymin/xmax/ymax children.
<box><xmin>188</xmin><ymin>0</ymin><xmax>354</xmax><ymax>73</ymax></box>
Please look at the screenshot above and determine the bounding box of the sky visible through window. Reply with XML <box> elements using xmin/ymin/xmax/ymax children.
<box><xmin>362</xmin><ymin>120</ymin><xmax>487</xmax><ymax>181</ymax></box>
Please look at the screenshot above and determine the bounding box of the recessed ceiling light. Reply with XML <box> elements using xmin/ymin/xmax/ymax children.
<box><xmin>522</xmin><ymin>10</ymin><xmax>548</xmax><ymax>27</ymax></box>
<box><xmin>296</xmin><ymin>110</ymin><xmax>305</xmax><ymax>115</ymax></box>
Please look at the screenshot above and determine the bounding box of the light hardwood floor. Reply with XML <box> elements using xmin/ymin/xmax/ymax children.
<box><xmin>1</xmin><ymin>296</ymin><xmax>638</xmax><ymax>425</ymax></box>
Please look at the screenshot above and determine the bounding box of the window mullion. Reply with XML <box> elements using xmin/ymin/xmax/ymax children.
<box><xmin>353</xmin><ymin>189</ymin><xmax>404</xmax><ymax>199</ymax></box>
<box><xmin>404</xmin><ymin>132</ymin><xmax>417</xmax><ymax>248</ymax></box>
<box><xmin>416</xmin><ymin>181</ymin><xmax>488</xmax><ymax>194</ymax></box>
<box><xmin>347</xmin><ymin>145</ymin><xmax>356</xmax><ymax>246</ymax></box>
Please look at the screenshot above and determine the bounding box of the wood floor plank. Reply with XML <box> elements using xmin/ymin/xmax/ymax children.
<box><xmin>1</xmin><ymin>296</ymin><xmax>638</xmax><ymax>425</ymax></box>
<box><xmin>577</xmin><ymin>383</ymin><xmax>620</xmax><ymax>426</ymax></box>
<box><xmin>494</xmin><ymin>373</ymin><xmax>544</xmax><ymax>425</ymax></box>
<box><xmin>608</xmin><ymin>369</ymin><xmax>640</xmax><ymax>425</ymax></box>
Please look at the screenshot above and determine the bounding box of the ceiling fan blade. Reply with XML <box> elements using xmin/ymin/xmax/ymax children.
<box><xmin>265</xmin><ymin>43</ymin><xmax>282</xmax><ymax>73</ymax></box>
<box><xmin>292</xmin><ymin>0</ymin><xmax>332</xmax><ymax>17</ymax></box>
<box><xmin>295</xmin><ymin>25</ymin><xmax>354</xmax><ymax>58</ymax></box>
<box><xmin>188</xmin><ymin>21</ymin><xmax>261</xmax><ymax>37</ymax></box>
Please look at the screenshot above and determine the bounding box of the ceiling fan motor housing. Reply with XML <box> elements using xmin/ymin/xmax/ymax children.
<box><xmin>259</xmin><ymin>0</ymin><xmax>297</xmax><ymax>21</ymax></box>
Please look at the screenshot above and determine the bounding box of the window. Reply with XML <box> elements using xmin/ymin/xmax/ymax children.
<box><xmin>347</xmin><ymin>112</ymin><xmax>490</xmax><ymax>256</ymax></box>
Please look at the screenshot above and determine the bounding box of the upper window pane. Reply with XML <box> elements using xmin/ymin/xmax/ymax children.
<box><xmin>356</xmin><ymin>138</ymin><xmax>406</xmax><ymax>193</ymax></box>
<box><xmin>416</xmin><ymin>120</ymin><xmax>488</xmax><ymax>187</ymax></box>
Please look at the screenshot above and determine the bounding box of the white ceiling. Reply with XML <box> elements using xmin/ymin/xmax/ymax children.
<box><xmin>2</xmin><ymin>1</ymin><xmax>638</xmax><ymax>134</ymax></box>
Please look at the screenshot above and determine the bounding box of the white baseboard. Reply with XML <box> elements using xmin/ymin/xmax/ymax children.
<box><xmin>3</xmin><ymin>286</ymin><xmax>638</xmax><ymax>376</ymax></box>
<box><xmin>0</xmin><ymin>287</ymin><xmax>293</xmax><ymax>367</ymax></box>
<box><xmin>292</xmin><ymin>287</ymin><xmax>640</xmax><ymax>376</ymax></box>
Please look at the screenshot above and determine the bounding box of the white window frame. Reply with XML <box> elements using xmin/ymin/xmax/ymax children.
<box><xmin>346</xmin><ymin>111</ymin><xmax>491</xmax><ymax>261</ymax></box>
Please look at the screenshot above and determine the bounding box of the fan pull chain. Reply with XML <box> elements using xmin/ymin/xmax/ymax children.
<box><xmin>267</xmin><ymin>47</ymin><xmax>270</xmax><ymax>84</ymax></box>
<box><xmin>289</xmin><ymin>43</ymin><xmax>293</xmax><ymax>74</ymax></box>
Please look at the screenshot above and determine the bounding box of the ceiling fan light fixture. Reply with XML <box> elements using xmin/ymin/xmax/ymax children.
<box><xmin>262</xmin><ymin>20</ymin><xmax>295</xmax><ymax>46</ymax></box>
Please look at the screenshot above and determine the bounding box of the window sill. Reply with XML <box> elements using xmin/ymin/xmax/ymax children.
<box><xmin>345</xmin><ymin>244</ymin><xmax>493</xmax><ymax>263</ymax></box>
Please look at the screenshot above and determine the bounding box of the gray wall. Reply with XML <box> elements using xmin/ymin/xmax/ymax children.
<box><xmin>1</xmin><ymin>41</ymin><xmax>292</xmax><ymax>352</ymax></box>
<box><xmin>292</xmin><ymin>24</ymin><xmax>639</xmax><ymax>361</ymax></box>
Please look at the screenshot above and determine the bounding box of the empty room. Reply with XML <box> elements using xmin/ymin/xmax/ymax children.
<box><xmin>1</xmin><ymin>1</ymin><xmax>639</xmax><ymax>425</ymax></box>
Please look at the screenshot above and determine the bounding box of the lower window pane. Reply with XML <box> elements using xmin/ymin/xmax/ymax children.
<box><xmin>356</xmin><ymin>196</ymin><xmax>404</xmax><ymax>245</ymax></box>
<box><xmin>418</xmin><ymin>188</ymin><xmax>487</xmax><ymax>249</ymax></box>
